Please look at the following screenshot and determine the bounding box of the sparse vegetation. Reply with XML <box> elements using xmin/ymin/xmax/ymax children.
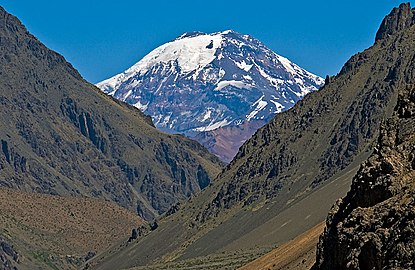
<box><xmin>32</xmin><ymin>251</ymin><xmax>59</xmax><ymax>270</ymax></box>
<box><xmin>0</xmin><ymin>188</ymin><xmax>142</xmax><ymax>269</ymax></box>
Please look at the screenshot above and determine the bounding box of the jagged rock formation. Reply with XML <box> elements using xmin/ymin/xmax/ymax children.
<box><xmin>0</xmin><ymin>6</ymin><xmax>222</xmax><ymax>221</ymax></box>
<box><xmin>314</xmin><ymin>4</ymin><xmax>415</xmax><ymax>269</ymax></box>
<box><xmin>97</xmin><ymin>31</ymin><xmax>323</xmax><ymax>162</ymax></box>
<box><xmin>375</xmin><ymin>3</ymin><xmax>415</xmax><ymax>42</ymax></box>
<box><xmin>314</xmin><ymin>88</ymin><xmax>415</xmax><ymax>270</ymax></box>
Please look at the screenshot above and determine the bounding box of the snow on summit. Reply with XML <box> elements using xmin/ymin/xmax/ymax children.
<box><xmin>98</xmin><ymin>31</ymin><xmax>225</xmax><ymax>93</ymax></box>
<box><xmin>97</xmin><ymin>30</ymin><xmax>324</xmax><ymax>161</ymax></box>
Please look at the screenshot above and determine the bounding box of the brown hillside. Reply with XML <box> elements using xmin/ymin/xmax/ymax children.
<box><xmin>0</xmin><ymin>188</ymin><xmax>142</xmax><ymax>269</ymax></box>
<box><xmin>239</xmin><ymin>222</ymin><xmax>324</xmax><ymax>270</ymax></box>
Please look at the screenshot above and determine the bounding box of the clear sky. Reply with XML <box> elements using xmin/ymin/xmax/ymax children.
<box><xmin>1</xmin><ymin>1</ymin><xmax>413</xmax><ymax>83</ymax></box>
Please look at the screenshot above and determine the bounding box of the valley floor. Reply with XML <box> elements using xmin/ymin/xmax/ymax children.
<box><xmin>239</xmin><ymin>222</ymin><xmax>324</xmax><ymax>270</ymax></box>
<box><xmin>125</xmin><ymin>222</ymin><xmax>324</xmax><ymax>270</ymax></box>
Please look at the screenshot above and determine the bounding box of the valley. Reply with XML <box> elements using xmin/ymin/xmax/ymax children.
<box><xmin>1</xmin><ymin>2</ymin><xmax>415</xmax><ymax>270</ymax></box>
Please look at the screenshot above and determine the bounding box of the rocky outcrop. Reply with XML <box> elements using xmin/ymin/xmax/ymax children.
<box><xmin>0</xmin><ymin>237</ymin><xmax>19</xmax><ymax>270</ymax></box>
<box><xmin>314</xmin><ymin>10</ymin><xmax>415</xmax><ymax>267</ymax></box>
<box><xmin>314</xmin><ymin>94</ymin><xmax>415</xmax><ymax>270</ymax></box>
<box><xmin>375</xmin><ymin>3</ymin><xmax>415</xmax><ymax>42</ymax></box>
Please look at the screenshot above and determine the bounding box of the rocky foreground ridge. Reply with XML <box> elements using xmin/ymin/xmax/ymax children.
<box><xmin>314</xmin><ymin>3</ymin><xmax>415</xmax><ymax>269</ymax></box>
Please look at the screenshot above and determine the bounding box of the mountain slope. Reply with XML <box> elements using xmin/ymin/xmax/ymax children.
<box><xmin>91</xmin><ymin>5</ymin><xmax>409</xmax><ymax>270</ymax></box>
<box><xmin>314</xmin><ymin>3</ymin><xmax>415</xmax><ymax>269</ymax></box>
<box><xmin>0</xmin><ymin>188</ymin><xmax>142</xmax><ymax>270</ymax></box>
<box><xmin>239</xmin><ymin>222</ymin><xmax>325</xmax><ymax>270</ymax></box>
<box><xmin>97</xmin><ymin>31</ymin><xmax>323</xmax><ymax>162</ymax></box>
<box><xmin>0</xmin><ymin>6</ymin><xmax>222</xmax><ymax>221</ymax></box>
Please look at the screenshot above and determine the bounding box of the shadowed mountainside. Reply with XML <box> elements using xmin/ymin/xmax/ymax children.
<box><xmin>191</xmin><ymin>120</ymin><xmax>266</xmax><ymax>163</ymax></box>
<box><xmin>0</xmin><ymin>6</ymin><xmax>222</xmax><ymax>221</ymax></box>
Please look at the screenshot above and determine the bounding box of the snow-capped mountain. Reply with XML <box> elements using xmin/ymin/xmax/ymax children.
<box><xmin>97</xmin><ymin>30</ymin><xmax>324</xmax><ymax>162</ymax></box>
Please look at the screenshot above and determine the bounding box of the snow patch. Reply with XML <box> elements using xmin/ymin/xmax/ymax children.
<box><xmin>270</xmin><ymin>100</ymin><xmax>285</xmax><ymax>113</ymax></box>
<box><xmin>159</xmin><ymin>113</ymin><xmax>172</xmax><ymax>127</ymax></box>
<box><xmin>215</xmin><ymin>80</ymin><xmax>252</xmax><ymax>91</ymax></box>
<box><xmin>194</xmin><ymin>119</ymin><xmax>231</xmax><ymax>132</ymax></box>
<box><xmin>276</xmin><ymin>55</ymin><xmax>297</xmax><ymax>74</ymax></box>
<box><xmin>235</xmin><ymin>60</ymin><xmax>253</xmax><ymax>72</ymax></box>
<box><xmin>243</xmin><ymin>75</ymin><xmax>252</xmax><ymax>81</ymax></box>
<box><xmin>97</xmin><ymin>32</ymin><xmax>224</xmax><ymax>91</ymax></box>
<box><xmin>133</xmin><ymin>100</ymin><xmax>149</xmax><ymax>112</ymax></box>
<box><xmin>124</xmin><ymin>90</ymin><xmax>133</xmax><ymax>100</ymax></box>
<box><xmin>200</xmin><ymin>109</ymin><xmax>212</xmax><ymax>122</ymax></box>
<box><xmin>246</xmin><ymin>95</ymin><xmax>268</xmax><ymax>121</ymax></box>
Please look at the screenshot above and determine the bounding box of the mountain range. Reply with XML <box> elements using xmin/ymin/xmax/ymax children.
<box><xmin>1</xmin><ymin>3</ymin><xmax>415</xmax><ymax>270</ymax></box>
<box><xmin>97</xmin><ymin>30</ymin><xmax>324</xmax><ymax>162</ymax></box>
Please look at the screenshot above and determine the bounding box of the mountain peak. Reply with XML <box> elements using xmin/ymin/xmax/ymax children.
<box><xmin>97</xmin><ymin>30</ymin><xmax>323</xmax><ymax>162</ymax></box>
<box><xmin>175</xmin><ymin>31</ymin><xmax>206</xmax><ymax>40</ymax></box>
<box><xmin>175</xmin><ymin>30</ymin><xmax>240</xmax><ymax>41</ymax></box>
<box><xmin>375</xmin><ymin>2</ymin><xmax>415</xmax><ymax>42</ymax></box>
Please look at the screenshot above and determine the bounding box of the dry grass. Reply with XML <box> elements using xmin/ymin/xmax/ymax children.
<box><xmin>238</xmin><ymin>222</ymin><xmax>324</xmax><ymax>270</ymax></box>
<box><xmin>0</xmin><ymin>188</ymin><xmax>142</xmax><ymax>269</ymax></box>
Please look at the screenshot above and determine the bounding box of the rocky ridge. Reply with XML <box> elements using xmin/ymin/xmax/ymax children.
<box><xmin>314</xmin><ymin>3</ymin><xmax>415</xmax><ymax>269</ymax></box>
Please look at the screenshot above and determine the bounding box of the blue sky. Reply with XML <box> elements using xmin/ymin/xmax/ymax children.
<box><xmin>1</xmin><ymin>1</ymin><xmax>412</xmax><ymax>83</ymax></box>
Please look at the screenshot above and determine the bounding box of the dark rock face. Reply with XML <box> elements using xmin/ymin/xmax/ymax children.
<box><xmin>315</xmin><ymin>6</ymin><xmax>415</xmax><ymax>268</ymax></box>
<box><xmin>0</xmin><ymin>6</ymin><xmax>222</xmax><ymax>220</ymax></box>
<box><xmin>375</xmin><ymin>3</ymin><xmax>415</xmax><ymax>42</ymax></box>
<box><xmin>314</xmin><ymin>95</ymin><xmax>415</xmax><ymax>270</ymax></box>
<box><xmin>0</xmin><ymin>238</ymin><xmax>19</xmax><ymax>270</ymax></box>
<box><xmin>84</xmin><ymin>251</ymin><xmax>96</xmax><ymax>262</ymax></box>
<box><xmin>128</xmin><ymin>224</ymin><xmax>151</xmax><ymax>243</ymax></box>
